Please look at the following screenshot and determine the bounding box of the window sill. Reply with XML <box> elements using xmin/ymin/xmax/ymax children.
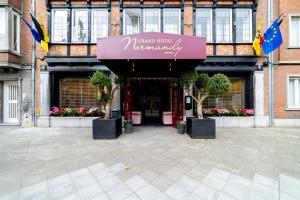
<box><xmin>0</xmin><ymin>50</ymin><xmax>22</xmax><ymax>57</ymax></box>
<box><xmin>286</xmin><ymin>107</ymin><xmax>300</xmax><ymax>111</ymax></box>
<box><xmin>287</xmin><ymin>46</ymin><xmax>300</xmax><ymax>49</ymax></box>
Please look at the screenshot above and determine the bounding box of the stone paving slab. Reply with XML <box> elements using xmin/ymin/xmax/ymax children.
<box><xmin>0</xmin><ymin>126</ymin><xmax>300</xmax><ymax>200</ymax></box>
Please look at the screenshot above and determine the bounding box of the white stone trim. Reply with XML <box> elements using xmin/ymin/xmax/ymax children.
<box><xmin>40</xmin><ymin>71</ymin><xmax>50</xmax><ymax>116</ymax></box>
<box><xmin>254</xmin><ymin>71</ymin><xmax>264</xmax><ymax>116</ymax></box>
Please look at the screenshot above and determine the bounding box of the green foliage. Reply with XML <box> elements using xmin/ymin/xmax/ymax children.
<box><xmin>181</xmin><ymin>72</ymin><xmax>230</xmax><ymax>96</ymax></box>
<box><xmin>180</xmin><ymin>71</ymin><xmax>197</xmax><ymax>87</ymax></box>
<box><xmin>90</xmin><ymin>71</ymin><xmax>112</xmax><ymax>89</ymax></box>
<box><xmin>101</xmin><ymin>93</ymin><xmax>109</xmax><ymax>102</ymax></box>
<box><xmin>207</xmin><ymin>73</ymin><xmax>231</xmax><ymax>95</ymax></box>
<box><xmin>195</xmin><ymin>73</ymin><xmax>209</xmax><ymax>90</ymax></box>
<box><xmin>114</xmin><ymin>74</ymin><xmax>123</xmax><ymax>85</ymax></box>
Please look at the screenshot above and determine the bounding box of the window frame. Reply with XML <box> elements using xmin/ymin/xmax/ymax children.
<box><xmin>51</xmin><ymin>9</ymin><xmax>69</xmax><ymax>44</ymax></box>
<box><xmin>287</xmin><ymin>75</ymin><xmax>300</xmax><ymax>109</ymax></box>
<box><xmin>91</xmin><ymin>9</ymin><xmax>109</xmax><ymax>43</ymax></box>
<box><xmin>215</xmin><ymin>9</ymin><xmax>232</xmax><ymax>43</ymax></box>
<box><xmin>143</xmin><ymin>9</ymin><xmax>161</xmax><ymax>33</ymax></box>
<box><xmin>163</xmin><ymin>9</ymin><xmax>181</xmax><ymax>34</ymax></box>
<box><xmin>71</xmin><ymin>9</ymin><xmax>89</xmax><ymax>43</ymax></box>
<box><xmin>203</xmin><ymin>77</ymin><xmax>246</xmax><ymax>109</ymax></box>
<box><xmin>235</xmin><ymin>8</ymin><xmax>252</xmax><ymax>43</ymax></box>
<box><xmin>11</xmin><ymin>9</ymin><xmax>20</xmax><ymax>54</ymax></box>
<box><xmin>123</xmin><ymin>9</ymin><xmax>141</xmax><ymax>35</ymax></box>
<box><xmin>289</xmin><ymin>14</ymin><xmax>300</xmax><ymax>48</ymax></box>
<box><xmin>0</xmin><ymin>7</ymin><xmax>8</xmax><ymax>50</ymax></box>
<box><xmin>195</xmin><ymin>8</ymin><xmax>213</xmax><ymax>43</ymax></box>
<box><xmin>59</xmin><ymin>78</ymin><xmax>100</xmax><ymax>108</ymax></box>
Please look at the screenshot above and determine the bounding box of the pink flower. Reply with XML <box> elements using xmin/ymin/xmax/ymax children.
<box><xmin>79</xmin><ymin>107</ymin><xmax>86</xmax><ymax>113</ymax></box>
<box><xmin>52</xmin><ymin>106</ymin><xmax>60</xmax><ymax>113</ymax></box>
<box><xmin>241</xmin><ymin>109</ymin><xmax>255</xmax><ymax>116</ymax></box>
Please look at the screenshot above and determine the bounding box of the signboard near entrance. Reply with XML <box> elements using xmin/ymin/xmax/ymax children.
<box><xmin>97</xmin><ymin>32</ymin><xmax>206</xmax><ymax>60</ymax></box>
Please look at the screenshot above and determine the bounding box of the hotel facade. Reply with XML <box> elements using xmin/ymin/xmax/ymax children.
<box><xmin>0</xmin><ymin>0</ymin><xmax>299</xmax><ymax>127</ymax></box>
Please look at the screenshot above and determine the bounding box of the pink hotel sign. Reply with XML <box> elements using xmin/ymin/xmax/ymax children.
<box><xmin>97</xmin><ymin>32</ymin><xmax>206</xmax><ymax>60</ymax></box>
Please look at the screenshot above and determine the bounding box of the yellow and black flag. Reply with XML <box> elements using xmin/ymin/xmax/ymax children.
<box><xmin>252</xmin><ymin>17</ymin><xmax>263</xmax><ymax>56</ymax></box>
<box><xmin>30</xmin><ymin>14</ymin><xmax>49</xmax><ymax>53</ymax></box>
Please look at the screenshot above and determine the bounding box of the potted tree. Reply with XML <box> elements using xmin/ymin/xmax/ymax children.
<box><xmin>90</xmin><ymin>71</ymin><xmax>122</xmax><ymax>139</ymax></box>
<box><xmin>177</xmin><ymin>120</ymin><xmax>185</xmax><ymax>134</ymax></box>
<box><xmin>124</xmin><ymin>119</ymin><xmax>133</xmax><ymax>133</ymax></box>
<box><xmin>181</xmin><ymin>72</ymin><xmax>231</xmax><ymax>139</ymax></box>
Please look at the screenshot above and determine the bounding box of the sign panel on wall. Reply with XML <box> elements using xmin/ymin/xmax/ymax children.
<box><xmin>97</xmin><ymin>32</ymin><xmax>206</xmax><ymax>60</ymax></box>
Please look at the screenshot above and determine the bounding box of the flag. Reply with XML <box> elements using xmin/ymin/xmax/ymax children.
<box><xmin>37</xmin><ymin>16</ymin><xmax>50</xmax><ymax>43</ymax></box>
<box><xmin>252</xmin><ymin>17</ymin><xmax>263</xmax><ymax>56</ymax></box>
<box><xmin>31</xmin><ymin>14</ymin><xmax>49</xmax><ymax>53</ymax></box>
<box><xmin>262</xmin><ymin>16</ymin><xmax>283</xmax><ymax>54</ymax></box>
<box><xmin>22</xmin><ymin>14</ymin><xmax>49</xmax><ymax>53</ymax></box>
<box><xmin>30</xmin><ymin>13</ymin><xmax>44</xmax><ymax>41</ymax></box>
<box><xmin>21</xmin><ymin>17</ymin><xmax>41</xmax><ymax>42</ymax></box>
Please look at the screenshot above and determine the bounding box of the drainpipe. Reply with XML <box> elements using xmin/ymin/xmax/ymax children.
<box><xmin>31</xmin><ymin>0</ymin><xmax>36</xmax><ymax>126</ymax></box>
<box><xmin>268</xmin><ymin>0</ymin><xmax>274</xmax><ymax>126</ymax></box>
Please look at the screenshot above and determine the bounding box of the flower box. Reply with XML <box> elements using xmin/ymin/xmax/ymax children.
<box><xmin>40</xmin><ymin>117</ymin><xmax>97</xmax><ymax>128</ymax></box>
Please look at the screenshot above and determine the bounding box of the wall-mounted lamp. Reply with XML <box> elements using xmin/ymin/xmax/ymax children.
<box><xmin>131</xmin><ymin>62</ymin><xmax>135</xmax><ymax>72</ymax></box>
<box><xmin>111</xmin><ymin>23</ymin><xmax>120</xmax><ymax>27</ymax></box>
<box><xmin>184</xmin><ymin>21</ymin><xmax>192</xmax><ymax>27</ymax></box>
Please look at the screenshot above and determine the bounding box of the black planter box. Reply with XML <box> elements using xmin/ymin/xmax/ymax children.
<box><xmin>93</xmin><ymin>117</ymin><xmax>122</xmax><ymax>139</ymax></box>
<box><xmin>186</xmin><ymin>117</ymin><xmax>216</xmax><ymax>139</ymax></box>
<box><xmin>177</xmin><ymin>125</ymin><xmax>185</xmax><ymax>134</ymax></box>
<box><xmin>124</xmin><ymin>122</ymin><xmax>133</xmax><ymax>133</ymax></box>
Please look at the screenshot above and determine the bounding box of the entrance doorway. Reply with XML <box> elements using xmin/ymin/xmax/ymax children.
<box><xmin>3</xmin><ymin>81</ymin><xmax>19</xmax><ymax>123</ymax></box>
<box><xmin>124</xmin><ymin>78</ymin><xmax>183</xmax><ymax>126</ymax></box>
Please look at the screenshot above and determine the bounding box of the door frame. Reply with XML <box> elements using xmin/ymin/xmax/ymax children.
<box><xmin>3</xmin><ymin>80</ymin><xmax>20</xmax><ymax>124</ymax></box>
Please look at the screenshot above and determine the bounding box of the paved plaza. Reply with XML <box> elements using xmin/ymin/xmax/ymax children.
<box><xmin>0</xmin><ymin>126</ymin><xmax>300</xmax><ymax>200</ymax></box>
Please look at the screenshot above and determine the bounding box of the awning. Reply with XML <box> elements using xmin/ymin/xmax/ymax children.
<box><xmin>97</xmin><ymin>32</ymin><xmax>206</xmax><ymax>76</ymax></box>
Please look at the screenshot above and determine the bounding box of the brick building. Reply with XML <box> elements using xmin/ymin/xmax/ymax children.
<box><xmin>0</xmin><ymin>0</ymin><xmax>33</xmax><ymax>125</ymax></box>
<box><xmin>269</xmin><ymin>0</ymin><xmax>300</xmax><ymax>126</ymax></box>
<box><xmin>13</xmin><ymin>0</ymin><xmax>299</xmax><ymax>127</ymax></box>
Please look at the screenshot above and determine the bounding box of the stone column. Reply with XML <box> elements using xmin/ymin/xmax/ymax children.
<box><xmin>254</xmin><ymin>71</ymin><xmax>264</xmax><ymax>116</ymax></box>
<box><xmin>40</xmin><ymin>70</ymin><xmax>50</xmax><ymax>116</ymax></box>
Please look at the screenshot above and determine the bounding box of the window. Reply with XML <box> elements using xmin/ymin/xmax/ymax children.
<box><xmin>236</xmin><ymin>9</ymin><xmax>252</xmax><ymax>43</ymax></box>
<box><xmin>216</xmin><ymin>9</ymin><xmax>232</xmax><ymax>42</ymax></box>
<box><xmin>0</xmin><ymin>8</ymin><xmax>20</xmax><ymax>52</ymax></box>
<box><xmin>60</xmin><ymin>79</ymin><xmax>100</xmax><ymax>108</ymax></box>
<box><xmin>72</xmin><ymin>10</ymin><xmax>88</xmax><ymax>43</ymax></box>
<box><xmin>92</xmin><ymin>10</ymin><xmax>108</xmax><ymax>42</ymax></box>
<box><xmin>52</xmin><ymin>9</ymin><xmax>68</xmax><ymax>43</ymax></box>
<box><xmin>290</xmin><ymin>16</ymin><xmax>300</xmax><ymax>47</ymax></box>
<box><xmin>124</xmin><ymin>9</ymin><xmax>141</xmax><ymax>35</ymax></box>
<box><xmin>288</xmin><ymin>76</ymin><xmax>300</xmax><ymax>108</ymax></box>
<box><xmin>164</xmin><ymin>9</ymin><xmax>181</xmax><ymax>34</ymax></box>
<box><xmin>11</xmin><ymin>11</ymin><xmax>20</xmax><ymax>53</ymax></box>
<box><xmin>195</xmin><ymin>9</ymin><xmax>212</xmax><ymax>42</ymax></box>
<box><xmin>0</xmin><ymin>8</ymin><xmax>8</xmax><ymax>50</ymax></box>
<box><xmin>144</xmin><ymin>9</ymin><xmax>160</xmax><ymax>32</ymax></box>
<box><xmin>204</xmin><ymin>79</ymin><xmax>245</xmax><ymax>109</ymax></box>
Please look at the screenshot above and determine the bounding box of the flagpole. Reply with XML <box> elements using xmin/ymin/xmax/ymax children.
<box><xmin>31</xmin><ymin>0</ymin><xmax>36</xmax><ymax>126</ymax></box>
<box><xmin>268</xmin><ymin>0</ymin><xmax>274</xmax><ymax>126</ymax></box>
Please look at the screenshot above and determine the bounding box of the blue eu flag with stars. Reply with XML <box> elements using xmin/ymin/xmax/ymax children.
<box><xmin>262</xmin><ymin>17</ymin><xmax>283</xmax><ymax>54</ymax></box>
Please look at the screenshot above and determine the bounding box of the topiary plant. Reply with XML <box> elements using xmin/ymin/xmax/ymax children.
<box><xmin>180</xmin><ymin>72</ymin><xmax>231</xmax><ymax>119</ymax></box>
<box><xmin>90</xmin><ymin>71</ymin><xmax>121</xmax><ymax>119</ymax></box>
